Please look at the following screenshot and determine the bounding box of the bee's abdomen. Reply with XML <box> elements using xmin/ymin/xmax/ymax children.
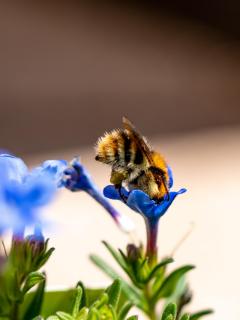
<box><xmin>95</xmin><ymin>129</ymin><xmax>143</xmax><ymax>166</ymax></box>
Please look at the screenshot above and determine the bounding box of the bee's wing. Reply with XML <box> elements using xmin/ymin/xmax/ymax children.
<box><xmin>122</xmin><ymin>116</ymin><xmax>154</xmax><ymax>166</ymax></box>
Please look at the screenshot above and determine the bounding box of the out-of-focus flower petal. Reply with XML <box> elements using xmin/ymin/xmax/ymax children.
<box><xmin>0</xmin><ymin>154</ymin><xmax>28</xmax><ymax>183</ymax></box>
<box><xmin>0</xmin><ymin>154</ymin><xmax>62</xmax><ymax>235</ymax></box>
<box><xmin>29</xmin><ymin>160</ymin><xmax>67</xmax><ymax>187</ymax></box>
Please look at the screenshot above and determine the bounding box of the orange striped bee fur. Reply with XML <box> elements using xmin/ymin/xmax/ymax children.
<box><xmin>95</xmin><ymin>117</ymin><xmax>170</xmax><ymax>202</ymax></box>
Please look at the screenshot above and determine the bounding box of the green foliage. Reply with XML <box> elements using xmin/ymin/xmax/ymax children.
<box><xmin>0</xmin><ymin>235</ymin><xmax>213</xmax><ymax>320</ymax></box>
<box><xmin>39</xmin><ymin>280</ymin><xmax>136</xmax><ymax>320</ymax></box>
<box><xmin>91</xmin><ymin>242</ymin><xmax>212</xmax><ymax>320</ymax></box>
<box><xmin>0</xmin><ymin>236</ymin><xmax>54</xmax><ymax>319</ymax></box>
<box><xmin>161</xmin><ymin>303</ymin><xmax>177</xmax><ymax>320</ymax></box>
<box><xmin>23</xmin><ymin>273</ymin><xmax>46</xmax><ymax>320</ymax></box>
<box><xmin>189</xmin><ymin>310</ymin><xmax>213</xmax><ymax>320</ymax></box>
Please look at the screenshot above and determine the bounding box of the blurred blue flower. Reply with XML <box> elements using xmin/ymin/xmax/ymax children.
<box><xmin>63</xmin><ymin>158</ymin><xmax>134</xmax><ymax>233</ymax></box>
<box><xmin>0</xmin><ymin>154</ymin><xmax>66</xmax><ymax>235</ymax></box>
<box><xmin>30</xmin><ymin>159</ymin><xmax>68</xmax><ymax>187</ymax></box>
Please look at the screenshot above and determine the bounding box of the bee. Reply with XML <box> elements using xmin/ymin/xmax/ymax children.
<box><xmin>95</xmin><ymin>117</ymin><xmax>170</xmax><ymax>202</ymax></box>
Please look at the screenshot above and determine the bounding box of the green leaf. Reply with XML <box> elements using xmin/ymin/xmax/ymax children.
<box><xmin>90</xmin><ymin>254</ymin><xmax>147</xmax><ymax>311</ymax></box>
<box><xmin>91</xmin><ymin>293</ymin><xmax>108</xmax><ymax>309</ymax></box>
<box><xmin>190</xmin><ymin>309</ymin><xmax>213</xmax><ymax>320</ymax></box>
<box><xmin>76</xmin><ymin>307</ymin><xmax>88</xmax><ymax>320</ymax></box>
<box><xmin>118</xmin><ymin>302</ymin><xmax>133</xmax><ymax>320</ymax></box>
<box><xmin>180</xmin><ymin>314</ymin><xmax>190</xmax><ymax>320</ymax></box>
<box><xmin>56</xmin><ymin>311</ymin><xmax>74</xmax><ymax>320</ymax></box>
<box><xmin>37</xmin><ymin>248</ymin><xmax>55</xmax><ymax>269</ymax></box>
<box><xmin>76</xmin><ymin>282</ymin><xmax>87</xmax><ymax>308</ymax></box>
<box><xmin>103</xmin><ymin>242</ymin><xmax>129</xmax><ymax>272</ymax></box>
<box><xmin>153</xmin><ymin>265</ymin><xmax>195</xmax><ymax>301</ymax></box>
<box><xmin>22</xmin><ymin>272</ymin><xmax>45</xmax><ymax>295</ymax></box>
<box><xmin>87</xmin><ymin>307</ymin><xmax>100</xmax><ymax>320</ymax></box>
<box><xmin>126</xmin><ymin>316</ymin><xmax>138</xmax><ymax>320</ymax></box>
<box><xmin>22</xmin><ymin>273</ymin><xmax>46</xmax><ymax>320</ymax></box>
<box><xmin>106</xmin><ymin>279</ymin><xmax>121</xmax><ymax>309</ymax></box>
<box><xmin>21</xmin><ymin>288</ymin><xmax>104</xmax><ymax>318</ymax></box>
<box><xmin>161</xmin><ymin>303</ymin><xmax>177</xmax><ymax>320</ymax></box>
<box><xmin>46</xmin><ymin>316</ymin><xmax>59</xmax><ymax>320</ymax></box>
<box><xmin>72</xmin><ymin>285</ymin><xmax>83</xmax><ymax>317</ymax></box>
<box><xmin>145</xmin><ymin>258</ymin><xmax>174</xmax><ymax>283</ymax></box>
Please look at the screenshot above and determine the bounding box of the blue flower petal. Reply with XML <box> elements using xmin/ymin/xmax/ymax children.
<box><xmin>167</xmin><ymin>165</ymin><xmax>174</xmax><ymax>188</ymax></box>
<box><xmin>24</xmin><ymin>176</ymin><xmax>56</xmax><ymax>207</ymax></box>
<box><xmin>0</xmin><ymin>154</ymin><xmax>61</xmax><ymax>235</ymax></box>
<box><xmin>64</xmin><ymin>158</ymin><xmax>95</xmax><ymax>192</ymax></box>
<box><xmin>103</xmin><ymin>185</ymin><xmax>129</xmax><ymax>200</ymax></box>
<box><xmin>104</xmin><ymin>184</ymin><xmax>187</xmax><ymax>224</ymax></box>
<box><xmin>0</xmin><ymin>154</ymin><xmax>28</xmax><ymax>183</ymax></box>
<box><xmin>154</xmin><ymin>188</ymin><xmax>187</xmax><ymax>218</ymax></box>
<box><xmin>30</xmin><ymin>160</ymin><xmax>67</xmax><ymax>187</ymax></box>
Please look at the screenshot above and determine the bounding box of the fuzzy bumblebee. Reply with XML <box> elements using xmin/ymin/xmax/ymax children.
<box><xmin>95</xmin><ymin>117</ymin><xmax>170</xmax><ymax>202</ymax></box>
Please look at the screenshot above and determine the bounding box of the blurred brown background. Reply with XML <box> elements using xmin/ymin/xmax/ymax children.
<box><xmin>1</xmin><ymin>0</ymin><xmax>240</xmax><ymax>155</ymax></box>
<box><xmin>1</xmin><ymin>1</ymin><xmax>240</xmax><ymax>319</ymax></box>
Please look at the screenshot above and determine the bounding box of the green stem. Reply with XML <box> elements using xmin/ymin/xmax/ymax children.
<box><xmin>145</xmin><ymin>219</ymin><xmax>159</xmax><ymax>267</ymax></box>
<box><xmin>10</xmin><ymin>302</ymin><xmax>19</xmax><ymax>320</ymax></box>
<box><xmin>144</xmin><ymin>283</ymin><xmax>157</xmax><ymax>320</ymax></box>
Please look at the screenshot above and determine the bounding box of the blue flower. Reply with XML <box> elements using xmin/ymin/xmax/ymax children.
<box><xmin>0</xmin><ymin>154</ymin><xmax>66</xmax><ymax>235</ymax></box>
<box><xmin>30</xmin><ymin>159</ymin><xmax>68</xmax><ymax>187</ymax></box>
<box><xmin>103</xmin><ymin>186</ymin><xmax>186</xmax><ymax>223</ymax></box>
<box><xmin>103</xmin><ymin>166</ymin><xmax>186</xmax><ymax>259</ymax></box>
<box><xmin>63</xmin><ymin>158</ymin><xmax>134</xmax><ymax>233</ymax></box>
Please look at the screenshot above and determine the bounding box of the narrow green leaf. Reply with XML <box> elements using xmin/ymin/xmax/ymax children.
<box><xmin>190</xmin><ymin>309</ymin><xmax>213</xmax><ymax>320</ymax></box>
<box><xmin>153</xmin><ymin>265</ymin><xmax>195</xmax><ymax>301</ymax></box>
<box><xmin>108</xmin><ymin>304</ymin><xmax>118</xmax><ymax>320</ymax></box>
<box><xmin>56</xmin><ymin>311</ymin><xmax>74</xmax><ymax>320</ymax></box>
<box><xmin>72</xmin><ymin>285</ymin><xmax>83</xmax><ymax>317</ymax></box>
<box><xmin>91</xmin><ymin>293</ymin><xmax>108</xmax><ymax>309</ymax></box>
<box><xmin>165</xmin><ymin>316</ymin><xmax>174</xmax><ymax>320</ymax></box>
<box><xmin>180</xmin><ymin>314</ymin><xmax>190</xmax><ymax>320</ymax></box>
<box><xmin>87</xmin><ymin>307</ymin><xmax>100</xmax><ymax>320</ymax></box>
<box><xmin>76</xmin><ymin>307</ymin><xmax>88</xmax><ymax>320</ymax></box>
<box><xmin>118</xmin><ymin>302</ymin><xmax>133</xmax><ymax>320</ymax></box>
<box><xmin>46</xmin><ymin>316</ymin><xmax>59</xmax><ymax>320</ymax></box>
<box><xmin>103</xmin><ymin>241</ymin><xmax>129</xmax><ymax>272</ymax></box>
<box><xmin>161</xmin><ymin>303</ymin><xmax>177</xmax><ymax>320</ymax></box>
<box><xmin>90</xmin><ymin>255</ymin><xmax>147</xmax><ymax>311</ymax></box>
<box><xmin>76</xmin><ymin>282</ymin><xmax>87</xmax><ymax>308</ymax></box>
<box><xmin>38</xmin><ymin>248</ymin><xmax>55</xmax><ymax>269</ymax></box>
<box><xmin>126</xmin><ymin>316</ymin><xmax>138</xmax><ymax>320</ymax></box>
<box><xmin>22</xmin><ymin>272</ymin><xmax>45</xmax><ymax>294</ymax></box>
<box><xmin>23</xmin><ymin>274</ymin><xmax>46</xmax><ymax>320</ymax></box>
<box><xmin>106</xmin><ymin>279</ymin><xmax>121</xmax><ymax>309</ymax></box>
<box><xmin>145</xmin><ymin>258</ymin><xmax>174</xmax><ymax>282</ymax></box>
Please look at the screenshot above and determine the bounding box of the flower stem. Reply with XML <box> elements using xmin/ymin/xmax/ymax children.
<box><xmin>145</xmin><ymin>219</ymin><xmax>159</xmax><ymax>265</ymax></box>
<box><xmin>144</xmin><ymin>283</ymin><xmax>157</xmax><ymax>320</ymax></box>
<box><xmin>10</xmin><ymin>302</ymin><xmax>19</xmax><ymax>320</ymax></box>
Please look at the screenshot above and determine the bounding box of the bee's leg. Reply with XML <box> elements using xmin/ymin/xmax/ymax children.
<box><xmin>115</xmin><ymin>184</ymin><xmax>128</xmax><ymax>203</ymax></box>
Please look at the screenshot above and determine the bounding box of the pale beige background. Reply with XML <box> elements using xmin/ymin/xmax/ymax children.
<box><xmin>28</xmin><ymin>126</ymin><xmax>240</xmax><ymax>320</ymax></box>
